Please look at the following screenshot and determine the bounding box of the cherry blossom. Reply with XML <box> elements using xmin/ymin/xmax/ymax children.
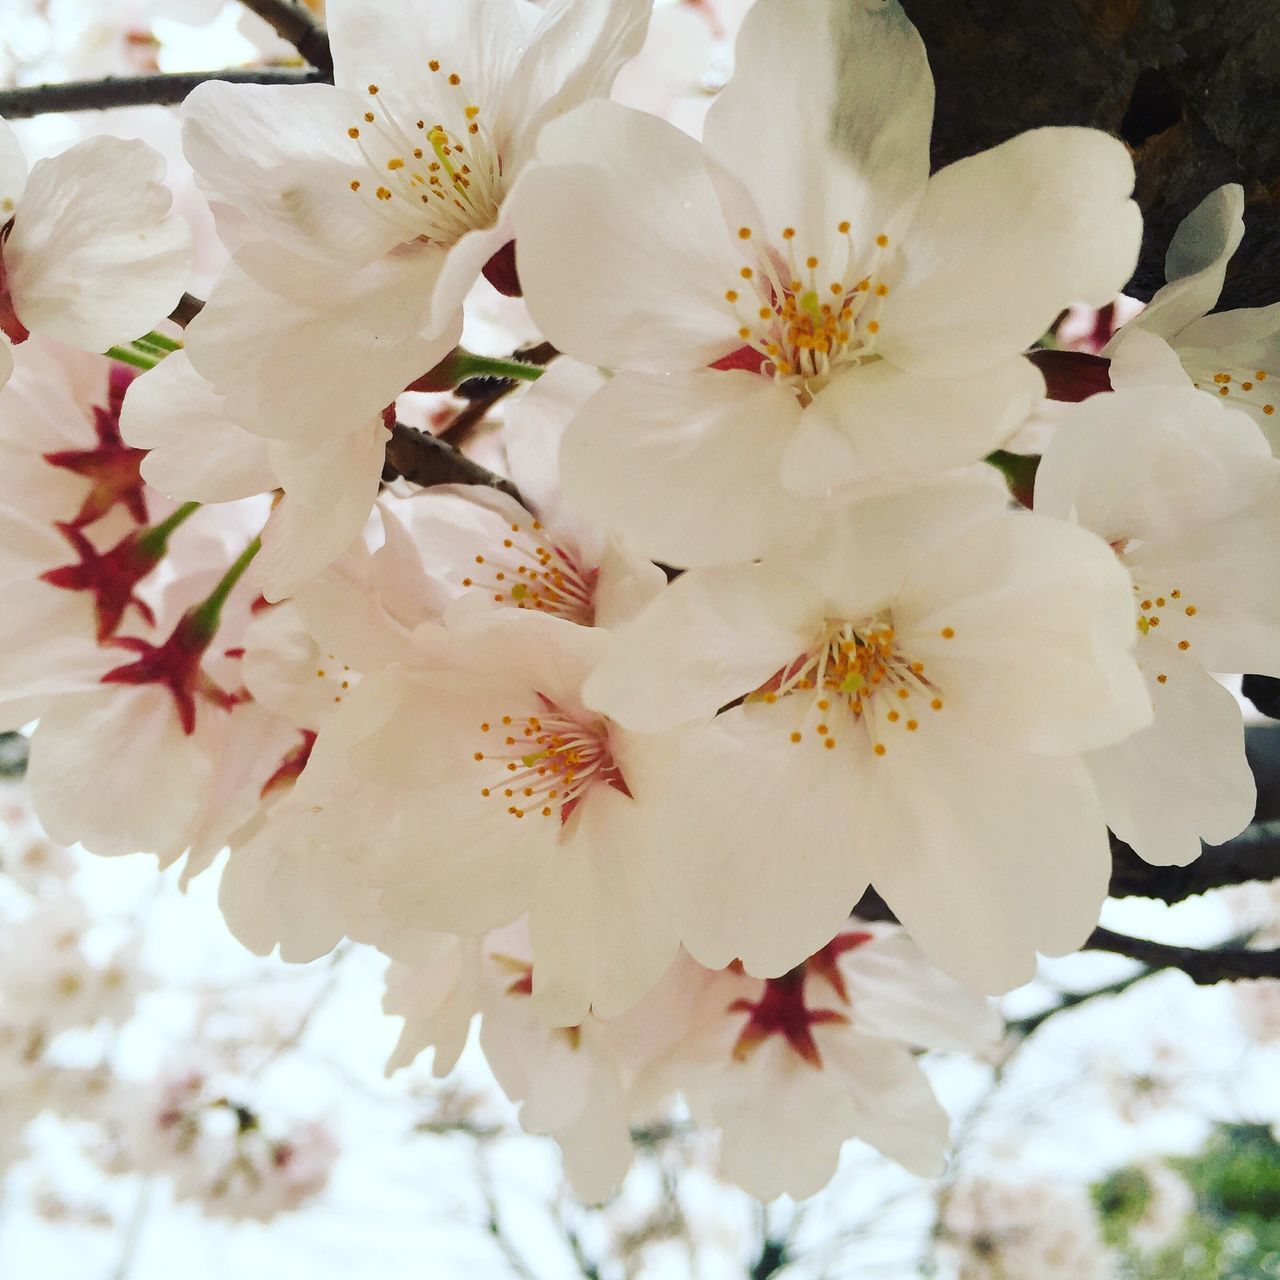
<box><xmin>0</xmin><ymin>118</ymin><xmax>192</xmax><ymax>388</ymax></box>
<box><xmin>1105</xmin><ymin>183</ymin><xmax>1280</xmax><ymax>446</ymax></box>
<box><xmin>582</xmin><ymin>477</ymin><xmax>1151</xmax><ymax>991</ymax></box>
<box><xmin>511</xmin><ymin>0</ymin><xmax>1140</xmax><ymax>565</ymax></box>
<box><xmin>1035</xmin><ymin>384</ymin><xmax>1280</xmax><ymax>863</ymax></box>
<box><xmin>179</xmin><ymin>0</ymin><xmax>650</xmax><ymax>439</ymax></box>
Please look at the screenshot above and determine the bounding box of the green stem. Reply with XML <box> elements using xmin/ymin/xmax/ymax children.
<box><xmin>134</xmin><ymin>331</ymin><xmax>182</xmax><ymax>354</ymax></box>
<box><xmin>137</xmin><ymin>501</ymin><xmax>200</xmax><ymax>557</ymax></box>
<box><xmin>456</xmin><ymin>353</ymin><xmax>544</xmax><ymax>383</ymax></box>
<box><xmin>190</xmin><ymin>537</ymin><xmax>262</xmax><ymax>637</ymax></box>
<box><xmin>106</xmin><ymin>345</ymin><xmax>158</xmax><ymax>371</ymax></box>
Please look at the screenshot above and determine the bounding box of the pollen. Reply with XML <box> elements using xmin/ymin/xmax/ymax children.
<box><xmin>876</xmin><ymin>233</ymin><xmax>889</xmax><ymax>247</ymax></box>
<box><xmin>866</xmin><ymin>320</ymin><xmax>880</xmax><ymax>334</ymax></box>
<box><xmin>448</xmin><ymin>73</ymin><xmax>461</xmax><ymax>85</ymax></box>
<box><xmin>887</xmin><ymin>710</ymin><xmax>900</xmax><ymax>723</ymax></box>
<box><xmin>783</xmin><ymin>227</ymin><xmax>796</xmax><ymax>239</ymax></box>
<box><xmin>940</xmin><ymin>627</ymin><xmax>955</xmax><ymax>639</ymax></box>
<box><xmin>725</xmin><ymin>290</ymin><xmax>739</xmax><ymax>302</ymax></box>
<box><xmin>740</xmin><ymin>267</ymin><xmax>754</xmax><ymax>279</ymax></box>
<box><xmin>873</xmin><ymin>743</ymin><xmax>887</xmax><ymax>756</ymax></box>
<box><xmin>429</xmin><ymin>59</ymin><xmax>440</xmax><ymax>71</ymax></box>
<box><xmin>1185</xmin><ymin>605</ymin><xmax>1197</xmax><ymax>616</ymax></box>
<box><xmin>348</xmin><ymin>127</ymin><xmax>360</xmax><ymax>138</ymax></box>
<box><xmin>838</xmin><ymin>220</ymin><xmax>851</xmax><ymax>233</ymax></box>
<box><xmin>738</xmin><ymin>226</ymin><xmax>752</xmax><ymax>239</ymax></box>
<box><xmin>790</xmin><ymin>731</ymin><xmax>802</xmax><ymax>743</ymax></box>
<box><xmin>1157</xmin><ymin>674</ymin><xmax>1168</xmax><ymax>683</ymax></box>
<box><xmin>806</xmin><ymin>255</ymin><xmax>818</xmax><ymax>269</ymax></box>
<box><xmin>1178</xmin><ymin>640</ymin><xmax>1191</xmax><ymax>650</ymax></box>
<box><xmin>364</xmin><ymin>111</ymin><xmax>375</xmax><ymax>122</ymax></box>
<box><xmin>367</xmin><ymin>84</ymin><xmax>379</xmax><ymax>94</ymax></box>
<box><xmin>875</xmin><ymin>283</ymin><xmax>889</xmax><ymax>297</ymax></box>
<box><xmin>387</xmin><ymin>157</ymin><xmax>405</xmax><ymax>170</ymax></box>
<box><xmin>824</xmin><ymin>738</ymin><xmax>836</xmax><ymax>749</ymax></box>
<box><xmin>1266</xmin><ymin>405</ymin><xmax>1276</xmax><ymax>416</ymax></box>
<box><xmin>931</xmin><ymin>698</ymin><xmax>943</xmax><ymax>711</ymax></box>
<box><xmin>906</xmin><ymin>720</ymin><xmax>918</xmax><ymax>731</ymax></box>
<box><xmin>349</xmin><ymin>180</ymin><xmax>361</xmax><ymax>191</ymax></box>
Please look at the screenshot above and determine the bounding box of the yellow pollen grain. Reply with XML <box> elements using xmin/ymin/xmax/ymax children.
<box><xmin>887</xmin><ymin>710</ymin><xmax>900</xmax><ymax>722</ymax></box>
<box><xmin>348</xmin><ymin>127</ymin><xmax>360</xmax><ymax>138</ymax></box>
<box><xmin>876</xmin><ymin>233</ymin><xmax>889</xmax><ymax>247</ymax></box>
<box><xmin>387</xmin><ymin>157</ymin><xmax>405</xmax><ymax>170</ymax></box>
<box><xmin>838</xmin><ymin>220</ymin><xmax>851</xmax><ymax>233</ymax></box>
<box><xmin>448</xmin><ymin>73</ymin><xmax>461</xmax><ymax>85</ymax></box>
<box><xmin>465</xmin><ymin>105</ymin><xmax>480</xmax><ymax>119</ymax></box>
<box><xmin>1149</xmin><ymin>616</ymin><xmax>1160</xmax><ymax>627</ymax></box>
<box><xmin>931</xmin><ymin>698</ymin><xmax>943</xmax><ymax>711</ymax></box>
<box><xmin>816</xmin><ymin>723</ymin><xmax>829</xmax><ymax>735</ymax></box>
<box><xmin>873</xmin><ymin>743</ymin><xmax>887</xmax><ymax>756</ymax></box>
<box><xmin>349</xmin><ymin>180</ymin><xmax>361</xmax><ymax>191</ymax></box>
<box><xmin>783</xmin><ymin>227</ymin><xmax>796</xmax><ymax>239</ymax></box>
<box><xmin>725</xmin><ymin>289</ymin><xmax>739</xmax><ymax>303</ymax></box>
<box><xmin>364</xmin><ymin>111</ymin><xmax>375</xmax><ymax>122</ymax></box>
<box><xmin>1185</xmin><ymin>605</ymin><xmax>1197</xmax><ymax>616</ymax></box>
<box><xmin>1178</xmin><ymin>640</ymin><xmax>1191</xmax><ymax>650</ymax></box>
<box><xmin>469</xmin><ymin>123</ymin><xmax>479</xmax><ymax>134</ymax></box>
<box><xmin>1266</xmin><ymin>405</ymin><xmax>1276</xmax><ymax>416</ymax></box>
<box><xmin>473</xmin><ymin>751</ymin><xmax>484</xmax><ymax>761</ymax></box>
<box><xmin>867</xmin><ymin>320</ymin><xmax>880</xmax><ymax>334</ymax></box>
<box><xmin>806</xmin><ymin>255</ymin><xmax>818</xmax><ymax>269</ymax></box>
<box><xmin>875</xmin><ymin>283</ymin><xmax>889</xmax><ymax>297</ymax></box>
<box><xmin>1171</xmin><ymin>589</ymin><xmax>1181</xmax><ymax>598</ymax></box>
<box><xmin>738</xmin><ymin>226</ymin><xmax>752</xmax><ymax>239</ymax></box>
<box><xmin>758</xmin><ymin>307</ymin><xmax>772</xmax><ymax>319</ymax></box>
<box><xmin>824</xmin><ymin>738</ymin><xmax>836</xmax><ymax>749</ymax></box>
<box><xmin>941</xmin><ymin>627</ymin><xmax>955</xmax><ymax>639</ymax></box>
<box><xmin>790</xmin><ymin>731</ymin><xmax>802</xmax><ymax>743</ymax></box>
<box><xmin>1220</xmin><ymin>386</ymin><xmax>1230</xmax><ymax>396</ymax></box>
<box><xmin>1243</xmin><ymin>381</ymin><xmax>1254</xmax><ymax>391</ymax></box>
<box><xmin>1156</xmin><ymin>597</ymin><xmax>1165</xmax><ymax>607</ymax></box>
<box><xmin>740</xmin><ymin>267</ymin><xmax>754</xmax><ymax>279</ymax></box>
<box><xmin>906</xmin><ymin>720</ymin><xmax>918</xmax><ymax>731</ymax></box>
<box><xmin>376</xmin><ymin>186</ymin><xmax>393</xmax><ymax>200</ymax></box>
<box><xmin>368</xmin><ymin>83</ymin><xmax>379</xmax><ymax>94</ymax></box>
<box><xmin>738</xmin><ymin>327</ymin><xmax>751</xmax><ymax>340</ymax></box>
<box><xmin>429</xmin><ymin>59</ymin><xmax>440</xmax><ymax>70</ymax></box>
<box><xmin>1141</xmin><ymin>599</ymin><xmax>1153</xmax><ymax>611</ymax></box>
<box><xmin>817</xmin><ymin>699</ymin><xmax>830</xmax><ymax>711</ymax></box>
<box><xmin>896</xmin><ymin>687</ymin><xmax>909</xmax><ymax>700</ymax></box>
<box><xmin>1157</xmin><ymin>673</ymin><xmax>1167</xmax><ymax>684</ymax></box>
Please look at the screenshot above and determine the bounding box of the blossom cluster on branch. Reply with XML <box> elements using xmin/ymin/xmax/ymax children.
<box><xmin>0</xmin><ymin>0</ymin><xmax>1279</xmax><ymax>1203</ymax></box>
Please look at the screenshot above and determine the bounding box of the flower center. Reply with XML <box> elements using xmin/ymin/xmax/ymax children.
<box><xmin>460</xmin><ymin>518</ymin><xmax>600</xmax><ymax>625</ymax></box>
<box><xmin>717</xmin><ymin>223</ymin><xmax>893</xmax><ymax>398</ymax></box>
<box><xmin>1189</xmin><ymin>366</ymin><xmax>1276</xmax><ymax>418</ymax></box>
<box><xmin>472</xmin><ymin>696</ymin><xmax>630</xmax><ymax>821</ymax></box>
<box><xmin>751</xmin><ymin>616</ymin><xmax>950</xmax><ymax>756</ymax></box>
<box><xmin>346</xmin><ymin>66</ymin><xmax>502</xmax><ymax>246</ymax></box>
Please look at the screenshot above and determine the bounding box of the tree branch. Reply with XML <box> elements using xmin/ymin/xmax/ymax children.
<box><xmin>1084</xmin><ymin>927</ymin><xmax>1280</xmax><ymax>985</ymax></box>
<box><xmin>1108</xmin><ymin>822</ymin><xmax>1280</xmax><ymax>905</ymax></box>
<box><xmin>383</xmin><ymin>422</ymin><xmax>524</xmax><ymax>505</ymax></box>
<box><xmin>0</xmin><ymin>69</ymin><xmax>326</xmax><ymax>119</ymax></box>
<box><xmin>236</xmin><ymin>0</ymin><xmax>334</xmax><ymax>75</ymax></box>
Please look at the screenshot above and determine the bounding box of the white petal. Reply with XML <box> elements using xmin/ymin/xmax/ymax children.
<box><xmin>860</xmin><ymin>728</ymin><xmax>1111</xmax><ymax>992</ymax></box>
<box><xmin>559</xmin><ymin>369</ymin><xmax>811</xmax><ymax>568</ymax></box>
<box><xmin>652</xmin><ymin>707</ymin><xmax>869</xmax><ymax>978</ymax></box>
<box><xmin>1088</xmin><ymin>644</ymin><xmax>1254</xmax><ymax>866</ymax></box>
<box><xmin>1105</xmin><ymin>326</ymin><xmax>1196</xmax><ymax>392</ymax></box>
<box><xmin>0</xmin><ymin>118</ymin><xmax>28</xmax><ymax>210</ymax></box>
<box><xmin>186</xmin><ymin>246</ymin><xmax>458</xmax><ymax>440</ymax></box>
<box><xmin>122</xmin><ymin>351</ymin><xmax>276</xmax><ymax>503</ymax></box>
<box><xmin>879</xmin><ymin>128</ymin><xmax>1140</xmax><ymax>375</ymax></box>
<box><xmin>256</xmin><ymin>422</ymin><xmax>387</xmax><ymax>600</ymax></box>
<box><xmin>6</xmin><ymin>138</ymin><xmax>193</xmax><ymax>351</ymax></box>
<box><xmin>499</xmin><ymin>0</ymin><xmax>652</xmax><ymax>175</ymax></box>
<box><xmin>897</xmin><ymin>514</ymin><xmax>1151</xmax><ymax>755</ymax></box>
<box><xmin>1110</xmin><ymin>183</ymin><xmax>1243</xmax><ymax>343</ymax></box>
<box><xmin>782</xmin><ymin>355</ymin><xmax>1044</xmax><ymax>494</ymax></box>
<box><xmin>582</xmin><ymin>560</ymin><xmax>822</xmax><ymax>731</ymax></box>
<box><xmin>181</xmin><ymin>81</ymin><xmax>399</xmax><ymax>266</ymax></box>
<box><xmin>529</xmin><ymin>785</ymin><xmax>678</xmax><ymax>1025</ymax></box>
<box><xmin>512</xmin><ymin>100</ymin><xmax>743</xmax><ymax>371</ymax></box>
<box><xmin>703</xmin><ymin>0</ymin><xmax>932</xmax><ymax>261</ymax></box>
<box><xmin>27</xmin><ymin>688</ymin><xmax>214</xmax><ymax>860</ymax></box>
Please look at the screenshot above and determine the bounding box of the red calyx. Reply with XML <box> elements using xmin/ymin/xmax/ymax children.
<box><xmin>481</xmin><ymin>241</ymin><xmax>521</xmax><ymax>297</ymax></box>
<box><xmin>40</xmin><ymin>523</ymin><xmax>161</xmax><ymax>642</ymax></box>
<box><xmin>1026</xmin><ymin>348</ymin><xmax>1112</xmax><ymax>402</ymax></box>
<box><xmin>710</xmin><ymin>344</ymin><xmax>769</xmax><ymax>375</ymax></box>
<box><xmin>44</xmin><ymin>367</ymin><xmax>148</xmax><ymax>527</ymax></box>
<box><xmin>805</xmin><ymin>930</ymin><xmax>873</xmax><ymax>1004</ymax></box>
<box><xmin>260</xmin><ymin>730</ymin><xmax>318</xmax><ymax>800</ymax></box>
<box><xmin>728</xmin><ymin>966</ymin><xmax>849</xmax><ymax>1069</ymax></box>
<box><xmin>101</xmin><ymin>610</ymin><xmax>238</xmax><ymax>736</ymax></box>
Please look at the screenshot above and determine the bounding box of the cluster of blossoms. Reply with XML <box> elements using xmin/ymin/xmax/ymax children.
<box><xmin>2</xmin><ymin>0</ymin><xmax>1280</xmax><ymax>1202</ymax></box>
<box><xmin>0</xmin><ymin>785</ymin><xmax>337</xmax><ymax>1220</ymax></box>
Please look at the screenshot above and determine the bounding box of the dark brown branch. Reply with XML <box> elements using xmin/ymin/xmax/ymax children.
<box><xmin>1109</xmin><ymin>822</ymin><xmax>1280</xmax><ymax>905</ymax></box>
<box><xmin>440</xmin><ymin>342</ymin><xmax>561</xmax><ymax>442</ymax></box>
<box><xmin>1084</xmin><ymin>927</ymin><xmax>1280</xmax><ymax>985</ymax></box>
<box><xmin>383</xmin><ymin>422</ymin><xmax>524</xmax><ymax>505</ymax></box>
<box><xmin>169</xmin><ymin>293</ymin><xmax>206</xmax><ymax>329</ymax></box>
<box><xmin>899</xmin><ymin>0</ymin><xmax>1280</xmax><ymax>310</ymax></box>
<box><xmin>236</xmin><ymin>0</ymin><xmax>334</xmax><ymax>75</ymax></box>
<box><xmin>0</xmin><ymin>69</ymin><xmax>326</xmax><ymax>119</ymax></box>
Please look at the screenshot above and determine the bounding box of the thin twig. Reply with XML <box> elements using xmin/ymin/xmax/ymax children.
<box><xmin>1084</xmin><ymin>927</ymin><xmax>1280</xmax><ymax>984</ymax></box>
<box><xmin>169</xmin><ymin>293</ymin><xmax>206</xmax><ymax>329</ymax></box>
<box><xmin>384</xmin><ymin>421</ymin><xmax>525</xmax><ymax>505</ymax></box>
<box><xmin>236</xmin><ymin>0</ymin><xmax>334</xmax><ymax>74</ymax></box>
<box><xmin>0</xmin><ymin>69</ymin><xmax>325</xmax><ymax>119</ymax></box>
<box><xmin>1109</xmin><ymin>822</ymin><xmax>1280</xmax><ymax>905</ymax></box>
<box><xmin>1005</xmin><ymin>966</ymin><xmax>1159</xmax><ymax>1039</ymax></box>
<box><xmin>440</xmin><ymin>342</ymin><xmax>560</xmax><ymax>441</ymax></box>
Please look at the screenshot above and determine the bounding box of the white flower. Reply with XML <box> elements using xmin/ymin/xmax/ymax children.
<box><xmin>1035</xmin><ymin>385</ymin><xmax>1280</xmax><ymax>863</ymax></box>
<box><xmin>0</xmin><ymin>120</ymin><xmax>192</xmax><ymax>388</ymax></box>
<box><xmin>179</xmin><ymin>0</ymin><xmax>650</xmax><ymax>438</ymax></box>
<box><xmin>510</xmin><ymin>0</ymin><xmax>1140</xmax><ymax>566</ymax></box>
<box><xmin>639</xmin><ymin>925</ymin><xmax>1000</xmax><ymax>1200</ymax></box>
<box><xmin>582</xmin><ymin>476</ymin><xmax>1151</xmax><ymax>991</ymax></box>
<box><xmin>1105</xmin><ymin>183</ymin><xmax>1280</xmax><ymax>446</ymax></box>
